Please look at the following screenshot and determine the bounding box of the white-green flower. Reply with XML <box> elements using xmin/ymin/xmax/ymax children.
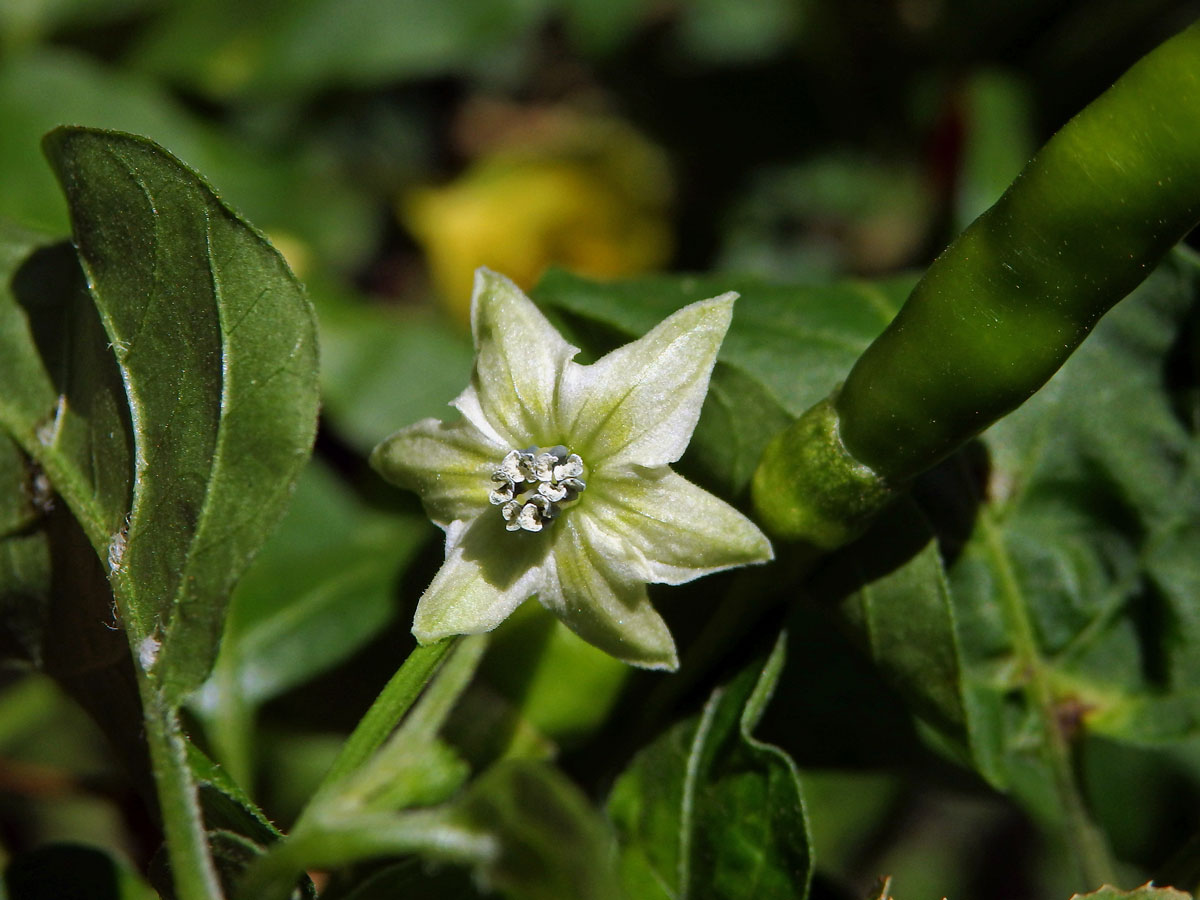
<box><xmin>371</xmin><ymin>269</ymin><xmax>772</xmax><ymax>670</ymax></box>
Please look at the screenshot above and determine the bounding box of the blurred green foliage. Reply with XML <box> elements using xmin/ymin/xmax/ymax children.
<box><xmin>0</xmin><ymin>2</ymin><xmax>1198</xmax><ymax>899</ymax></box>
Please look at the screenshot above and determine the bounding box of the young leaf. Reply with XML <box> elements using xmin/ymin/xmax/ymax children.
<box><xmin>184</xmin><ymin>740</ymin><xmax>317</xmax><ymax>898</ymax></box>
<box><xmin>238</xmin><ymin>758</ymin><xmax>610</xmax><ymax>900</ymax></box>
<box><xmin>42</xmin><ymin>126</ymin><xmax>320</xmax><ymax>699</ymax></box>
<box><xmin>607</xmin><ymin>633</ymin><xmax>812</xmax><ymax>900</ymax></box>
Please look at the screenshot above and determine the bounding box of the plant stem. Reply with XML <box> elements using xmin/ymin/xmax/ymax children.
<box><xmin>140</xmin><ymin>685</ymin><xmax>224</xmax><ymax>900</ymax></box>
<box><xmin>979</xmin><ymin>510</ymin><xmax>1117</xmax><ymax>887</ymax></box>
<box><xmin>236</xmin><ymin>637</ymin><xmax>471</xmax><ymax>900</ymax></box>
<box><xmin>311</xmin><ymin>636</ymin><xmax>460</xmax><ymax>800</ymax></box>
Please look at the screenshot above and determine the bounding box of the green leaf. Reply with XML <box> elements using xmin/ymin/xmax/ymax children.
<box><xmin>43</xmin><ymin>126</ymin><xmax>320</xmax><ymax>699</ymax></box>
<box><xmin>533</xmin><ymin>268</ymin><xmax>913</xmax><ymax>493</ymax></box>
<box><xmin>808</xmin><ymin>495</ymin><xmax>970</xmax><ymax>758</ymax></box>
<box><xmin>0</xmin><ymin>220</ymin><xmax>56</xmax><ymax>438</ymax></box>
<box><xmin>187</xmin><ymin>740</ymin><xmax>285</xmax><ymax>847</ymax></box>
<box><xmin>451</xmin><ymin>760</ymin><xmax>623</xmax><ymax>900</ymax></box>
<box><xmin>607</xmin><ymin>633</ymin><xmax>812</xmax><ymax>900</ymax></box>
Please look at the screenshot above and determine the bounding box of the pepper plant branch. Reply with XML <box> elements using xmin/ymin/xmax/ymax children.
<box><xmin>978</xmin><ymin>509</ymin><xmax>1117</xmax><ymax>885</ymax></box>
<box><xmin>311</xmin><ymin>635</ymin><xmax>460</xmax><ymax>797</ymax></box>
<box><xmin>140</xmin><ymin>687</ymin><xmax>225</xmax><ymax>900</ymax></box>
<box><xmin>753</xmin><ymin>18</ymin><xmax>1200</xmax><ymax>545</ymax></box>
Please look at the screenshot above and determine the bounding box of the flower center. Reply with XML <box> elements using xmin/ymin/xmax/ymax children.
<box><xmin>489</xmin><ymin>445</ymin><xmax>587</xmax><ymax>533</ymax></box>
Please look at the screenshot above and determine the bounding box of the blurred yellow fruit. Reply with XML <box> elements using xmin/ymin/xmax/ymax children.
<box><xmin>263</xmin><ymin>230</ymin><xmax>311</xmax><ymax>279</ymax></box>
<box><xmin>403</xmin><ymin>111</ymin><xmax>673</xmax><ymax>324</ymax></box>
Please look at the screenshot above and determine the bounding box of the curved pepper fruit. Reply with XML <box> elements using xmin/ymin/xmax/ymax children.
<box><xmin>754</xmin><ymin>19</ymin><xmax>1200</xmax><ymax>546</ymax></box>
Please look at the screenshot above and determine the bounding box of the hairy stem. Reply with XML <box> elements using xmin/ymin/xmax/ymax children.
<box><xmin>313</xmin><ymin>636</ymin><xmax>460</xmax><ymax>795</ymax></box>
<box><xmin>141</xmin><ymin>686</ymin><xmax>224</xmax><ymax>900</ymax></box>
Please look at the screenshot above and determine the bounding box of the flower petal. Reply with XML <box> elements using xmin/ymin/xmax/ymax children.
<box><xmin>412</xmin><ymin>516</ymin><xmax>552</xmax><ymax>642</ymax></box>
<box><xmin>370</xmin><ymin>417</ymin><xmax>506</xmax><ymax>526</ymax></box>
<box><xmin>559</xmin><ymin>293</ymin><xmax>734</xmax><ymax>468</ymax></box>
<box><xmin>466</xmin><ymin>268</ymin><xmax>578</xmax><ymax>447</ymax></box>
<box><xmin>586</xmin><ymin>467</ymin><xmax>773</xmax><ymax>584</ymax></box>
<box><xmin>539</xmin><ymin>515</ymin><xmax>678</xmax><ymax>670</ymax></box>
<box><xmin>450</xmin><ymin>382</ymin><xmax>509</xmax><ymax>447</ymax></box>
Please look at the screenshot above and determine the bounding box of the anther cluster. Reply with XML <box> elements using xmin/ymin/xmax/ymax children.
<box><xmin>489</xmin><ymin>445</ymin><xmax>586</xmax><ymax>532</ymax></box>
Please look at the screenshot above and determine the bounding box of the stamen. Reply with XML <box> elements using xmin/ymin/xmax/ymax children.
<box><xmin>555</xmin><ymin>455</ymin><xmax>584</xmax><ymax>481</ymax></box>
<box><xmin>539</xmin><ymin>481</ymin><xmax>568</xmax><ymax>503</ymax></box>
<box><xmin>489</xmin><ymin>471</ymin><xmax>515</xmax><ymax>505</ymax></box>
<box><xmin>498</xmin><ymin>450</ymin><xmax>529</xmax><ymax>483</ymax></box>
<box><xmin>489</xmin><ymin>445</ymin><xmax>586</xmax><ymax>532</ymax></box>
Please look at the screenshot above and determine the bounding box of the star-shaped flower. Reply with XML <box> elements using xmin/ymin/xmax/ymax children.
<box><xmin>371</xmin><ymin>269</ymin><xmax>772</xmax><ymax>670</ymax></box>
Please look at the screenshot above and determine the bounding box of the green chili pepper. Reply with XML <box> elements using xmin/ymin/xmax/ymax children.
<box><xmin>754</xmin><ymin>19</ymin><xmax>1200</xmax><ymax>546</ymax></box>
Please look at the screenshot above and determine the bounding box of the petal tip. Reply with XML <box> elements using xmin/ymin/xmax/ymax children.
<box><xmin>692</xmin><ymin>290</ymin><xmax>738</xmax><ymax>324</ymax></box>
<box><xmin>752</xmin><ymin>528</ymin><xmax>776</xmax><ymax>564</ymax></box>
<box><xmin>471</xmin><ymin>265</ymin><xmax>516</xmax><ymax>295</ymax></box>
